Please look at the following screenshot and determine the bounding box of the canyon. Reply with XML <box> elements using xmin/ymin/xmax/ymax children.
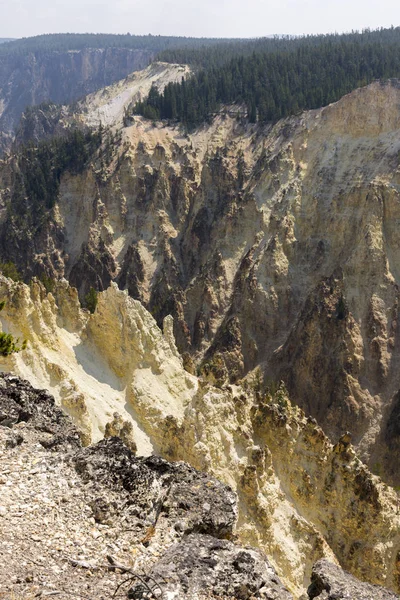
<box><xmin>1</xmin><ymin>273</ymin><xmax>400</xmax><ymax>597</ymax></box>
<box><xmin>1</xmin><ymin>61</ymin><xmax>400</xmax><ymax>598</ymax></box>
<box><xmin>2</xmin><ymin>73</ymin><xmax>400</xmax><ymax>482</ymax></box>
<box><xmin>0</xmin><ymin>46</ymin><xmax>154</xmax><ymax>152</ymax></box>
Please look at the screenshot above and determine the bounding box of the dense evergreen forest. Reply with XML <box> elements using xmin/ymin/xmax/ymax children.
<box><xmin>134</xmin><ymin>27</ymin><xmax>400</xmax><ymax>128</ymax></box>
<box><xmin>0</xmin><ymin>39</ymin><xmax>15</xmax><ymax>44</ymax></box>
<box><xmin>0</xmin><ymin>33</ymin><xmax>234</xmax><ymax>56</ymax></box>
<box><xmin>156</xmin><ymin>28</ymin><xmax>400</xmax><ymax>67</ymax></box>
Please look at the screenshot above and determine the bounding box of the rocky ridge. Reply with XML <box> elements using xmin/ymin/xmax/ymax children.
<box><xmin>308</xmin><ymin>559</ymin><xmax>400</xmax><ymax>599</ymax></box>
<box><xmin>0</xmin><ymin>47</ymin><xmax>154</xmax><ymax>152</ymax></box>
<box><xmin>0</xmin><ymin>373</ymin><xmax>398</xmax><ymax>600</ymax></box>
<box><xmin>1</xmin><ymin>275</ymin><xmax>400</xmax><ymax>596</ymax></box>
<box><xmin>0</xmin><ymin>373</ymin><xmax>290</xmax><ymax>599</ymax></box>
<box><xmin>14</xmin><ymin>62</ymin><xmax>191</xmax><ymax>147</ymax></box>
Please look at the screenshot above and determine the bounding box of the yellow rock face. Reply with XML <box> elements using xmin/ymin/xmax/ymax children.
<box><xmin>4</xmin><ymin>77</ymin><xmax>400</xmax><ymax>597</ymax></box>
<box><xmin>0</xmin><ymin>277</ymin><xmax>197</xmax><ymax>453</ymax></box>
<box><xmin>1</xmin><ymin>275</ymin><xmax>400</xmax><ymax>598</ymax></box>
<box><xmin>22</xmin><ymin>78</ymin><xmax>400</xmax><ymax>487</ymax></box>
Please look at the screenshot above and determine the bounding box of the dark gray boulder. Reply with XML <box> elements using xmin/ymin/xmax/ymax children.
<box><xmin>0</xmin><ymin>373</ymin><xmax>80</xmax><ymax>449</ymax></box>
<box><xmin>308</xmin><ymin>559</ymin><xmax>399</xmax><ymax>599</ymax></box>
<box><xmin>128</xmin><ymin>533</ymin><xmax>293</xmax><ymax>600</ymax></box>
<box><xmin>73</xmin><ymin>437</ymin><xmax>237</xmax><ymax>539</ymax></box>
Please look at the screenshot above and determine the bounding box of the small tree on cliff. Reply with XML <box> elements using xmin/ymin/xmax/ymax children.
<box><xmin>84</xmin><ymin>287</ymin><xmax>98</xmax><ymax>314</ymax></box>
<box><xmin>0</xmin><ymin>301</ymin><xmax>27</xmax><ymax>356</ymax></box>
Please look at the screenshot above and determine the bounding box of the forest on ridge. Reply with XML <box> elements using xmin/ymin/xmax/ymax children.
<box><xmin>133</xmin><ymin>27</ymin><xmax>400</xmax><ymax>127</ymax></box>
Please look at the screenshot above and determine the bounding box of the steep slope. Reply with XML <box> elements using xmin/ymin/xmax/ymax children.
<box><xmin>3</xmin><ymin>373</ymin><xmax>397</xmax><ymax>600</ymax></box>
<box><xmin>80</xmin><ymin>62</ymin><xmax>191</xmax><ymax>130</ymax></box>
<box><xmin>0</xmin><ymin>276</ymin><xmax>197</xmax><ymax>452</ymax></box>
<box><xmin>14</xmin><ymin>61</ymin><xmax>191</xmax><ymax>146</ymax></box>
<box><xmin>2</xmin><ymin>77</ymin><xmax>400</xmax><ymax>484</ymax></box>
<box><xmin>0</xmin><ymin>47</ymin><xmax>153</xmax><ymax>151</ymax></box>
<box><xmin>0</xmin><ymin>374</ymin><xmax>293</xmax><ymax>600</ymax></box>
<box><xmin>1</xmin><ymin>275</ymin><xmax>400</xmax><ymax>597</ymax></box>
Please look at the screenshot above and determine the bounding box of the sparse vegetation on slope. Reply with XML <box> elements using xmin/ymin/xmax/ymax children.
<box><xmin>84</xmin><ymin>287</ymin><xmax>98</xmax><ymax>314</ymax></box>
<box><xmin>0</xmin><ymin>262</ymin><xmax>21</xmax><ymax>282</ymax></box>
<box><xmin>0</xmin><ymin>128</ymin><xmax>104</xmax><ymax>281</ymax></box>
<box><xmin>0</xmin><ymin>301</ymin><xmax>26</xmax><ymax>356</ymax></box>
<box><xmin>8</xmin><ymin>128</ymin><xmax>102</xmax><ymax>227</ymax></box>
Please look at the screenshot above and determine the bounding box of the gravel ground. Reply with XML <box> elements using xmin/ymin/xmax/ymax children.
<box><xmin>0</xmin><ymin>423</ymin><xmax>161</xmax><ymax>600</ymax></box>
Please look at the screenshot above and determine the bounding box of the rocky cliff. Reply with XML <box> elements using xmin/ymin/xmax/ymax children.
<box><xmin>1</xmin><ymin>275</ymin><xmax>400</xmax><ymax>597</ymax></box>
<box><xmin>0</xmin><ymin>47</ymin><xmax>153</xmax><ymax>151</ymax></box>
<box><xmin>4</xmin><ymin>372</ymin><xmax>397</xmax><ymax>599</ymax></box>
<box><xmin>0</xmin><ymin>374</ymin><xmax>292</xmax><ymax>599</ymax></box>
<box><xmin>2</xmin><ymin>76</ymin><xmax>400</xmax><ymax>486</ymax></box>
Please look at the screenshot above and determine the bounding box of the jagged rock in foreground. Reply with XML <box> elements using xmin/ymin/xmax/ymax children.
<box><xmin>128</xmin><ymin>533</ymin><xmax>293</xmax><ymax>599</ymax></box>
<box><xmin>74</xmin><ymin>438</ymin><xmax>237</xmax><ymax>540</ymax></box>
<box><xmin>2</xmin><ymin>277</ymin><xmax>400</xmax><ymax>596</ymax></box>
<box><xmin>0</xmin><ymin>373</ymin><xmax>291</xmax><ymax>599</ymax></box>
<box><xmin>1</xmin><ymin>374</ymin><xmax>398</xmax><ymax>600</ymax></box>
<box><xmin>308</xmin><ymin>559</ymin><xmax>399</xmax><ymax>599</ymax></box>
<box><xmin>0</xmin><ymin>373</ymin><xmax>80</xmax><ymax>449</ymax></box>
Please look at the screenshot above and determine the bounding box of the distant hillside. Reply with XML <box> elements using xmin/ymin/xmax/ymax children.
<box><xmin>0</xmin><ymin>33</ymin><xmax>239</xmax><ymax>152</ymax></box>
<box><xmin>0</xmin><ymin>33</ymin><xmax>235</xmax><ymax>56</ymax></box>
<box><xmin>0</xmin><ymin>38</ymin><xmax>15</xmax><ymax>44</ymax></box>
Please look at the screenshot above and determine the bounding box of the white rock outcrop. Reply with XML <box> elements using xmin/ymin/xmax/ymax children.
<box><xmin>0</xmin><ymin>277</ymin><xmax>196</xmax><ymax>453</ymax></box>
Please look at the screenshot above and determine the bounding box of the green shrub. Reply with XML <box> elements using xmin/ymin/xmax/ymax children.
<box><xmin>84</xmin><ymin>287</ymin><xmax>98</xmax><ymax>314</ymax></box>
<box><xmin>336</xmin><ymin>295</ymin><xmax>347</xmax><ymax>320</ymax></box>
<box><xmin>0</xmin><ymin>332</ymin><xmax>26</xmax><ymax>356</ymax></box>
<box><xmin>0</xmin><ymin>301</ymin><xmax>27</xmax><ymax>356</ymax></box>
<box><xmin>0</xmin><ymin>261</ymin><xmax>22</xmax><ymax>282</ymax></box>
<box><xmin>39</xmin><ymin>274</ymin><xmax>55</xmax><ymax>294</ymax></box>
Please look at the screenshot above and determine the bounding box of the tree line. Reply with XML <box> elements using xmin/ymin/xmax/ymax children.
<box><xmin>133</xmin><ymin>27</ymin><xmax>400</xmax><ymax>128</ymax></box>
<box><xmin>0</xmin><ymin>33</ymin><xmax>235</xmax><ymax>57</ymax></box>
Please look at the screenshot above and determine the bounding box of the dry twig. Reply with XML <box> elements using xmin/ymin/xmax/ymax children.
<box><xmin>70</xmin><ymin>554</ymin><xmax>164</xmax><ymax>599</ymax></box>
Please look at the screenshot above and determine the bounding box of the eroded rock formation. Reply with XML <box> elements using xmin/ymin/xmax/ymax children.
<box><xmin>1</xmin><ymin>373</ymin><xmax>398</xmax><ymax>600</ymax></box>
<box><xmin>2</xmin><ymin>77</ymin><xmax>400</xmax><ymax>487</ymax></box>
<box><xmin>1</xmin><ymin>276</ymin><xmax>400</xmax><ymax>596</ymax></box>
<box><xmin>0</xmin><ymin>373</ymin><xmax>292</xmax><ymax>599</ymax></box>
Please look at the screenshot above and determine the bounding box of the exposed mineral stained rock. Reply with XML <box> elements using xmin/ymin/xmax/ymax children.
<box><xmin>104</xmin><ymin>411</ymin><xmax>138</xmax><ymax>453</ymax></box>
<box><xmin>1</xmin><ymin>277</ymin><xmax>400</xmax><ymax>596</ymax></box>
<box><xmin>1</xmin><ymin>373</ymin><xmax>399</xmax><ymax>600</ymax></box>
<box><xmin>0</xmin><ymin>276</ymin><xmax>197</xmax><ymax>452</ymax></box>
<box><xmin>0</xmin><ymin>373</ymin><xmax>289</xmax><ymax>599</ymax></box>
<box><xmin>3</xmin><ymin>78</ymin><xmax>400</xmax><ymax>489</ymax></box>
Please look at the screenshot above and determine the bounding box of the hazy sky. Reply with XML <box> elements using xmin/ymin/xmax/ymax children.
<box><xmin>0</xmin><ymin>0</ymin><xmax>399</xmax><ymax>39</ymax></box>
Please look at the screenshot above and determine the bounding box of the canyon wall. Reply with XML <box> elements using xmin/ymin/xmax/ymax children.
<box><xmin>2</xmin><ymin>78</ymin><xmax>400</xmax><ymax>483</ymax></box>
<box><xmin>1</xmin><ymin>275</ymin><xmax>400</xmax><ymax>597</ymax></box>
<box><xmin>0</xmin><ymin>47</ymin><xmax>153</xmax><ymax>150</ymax></box>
